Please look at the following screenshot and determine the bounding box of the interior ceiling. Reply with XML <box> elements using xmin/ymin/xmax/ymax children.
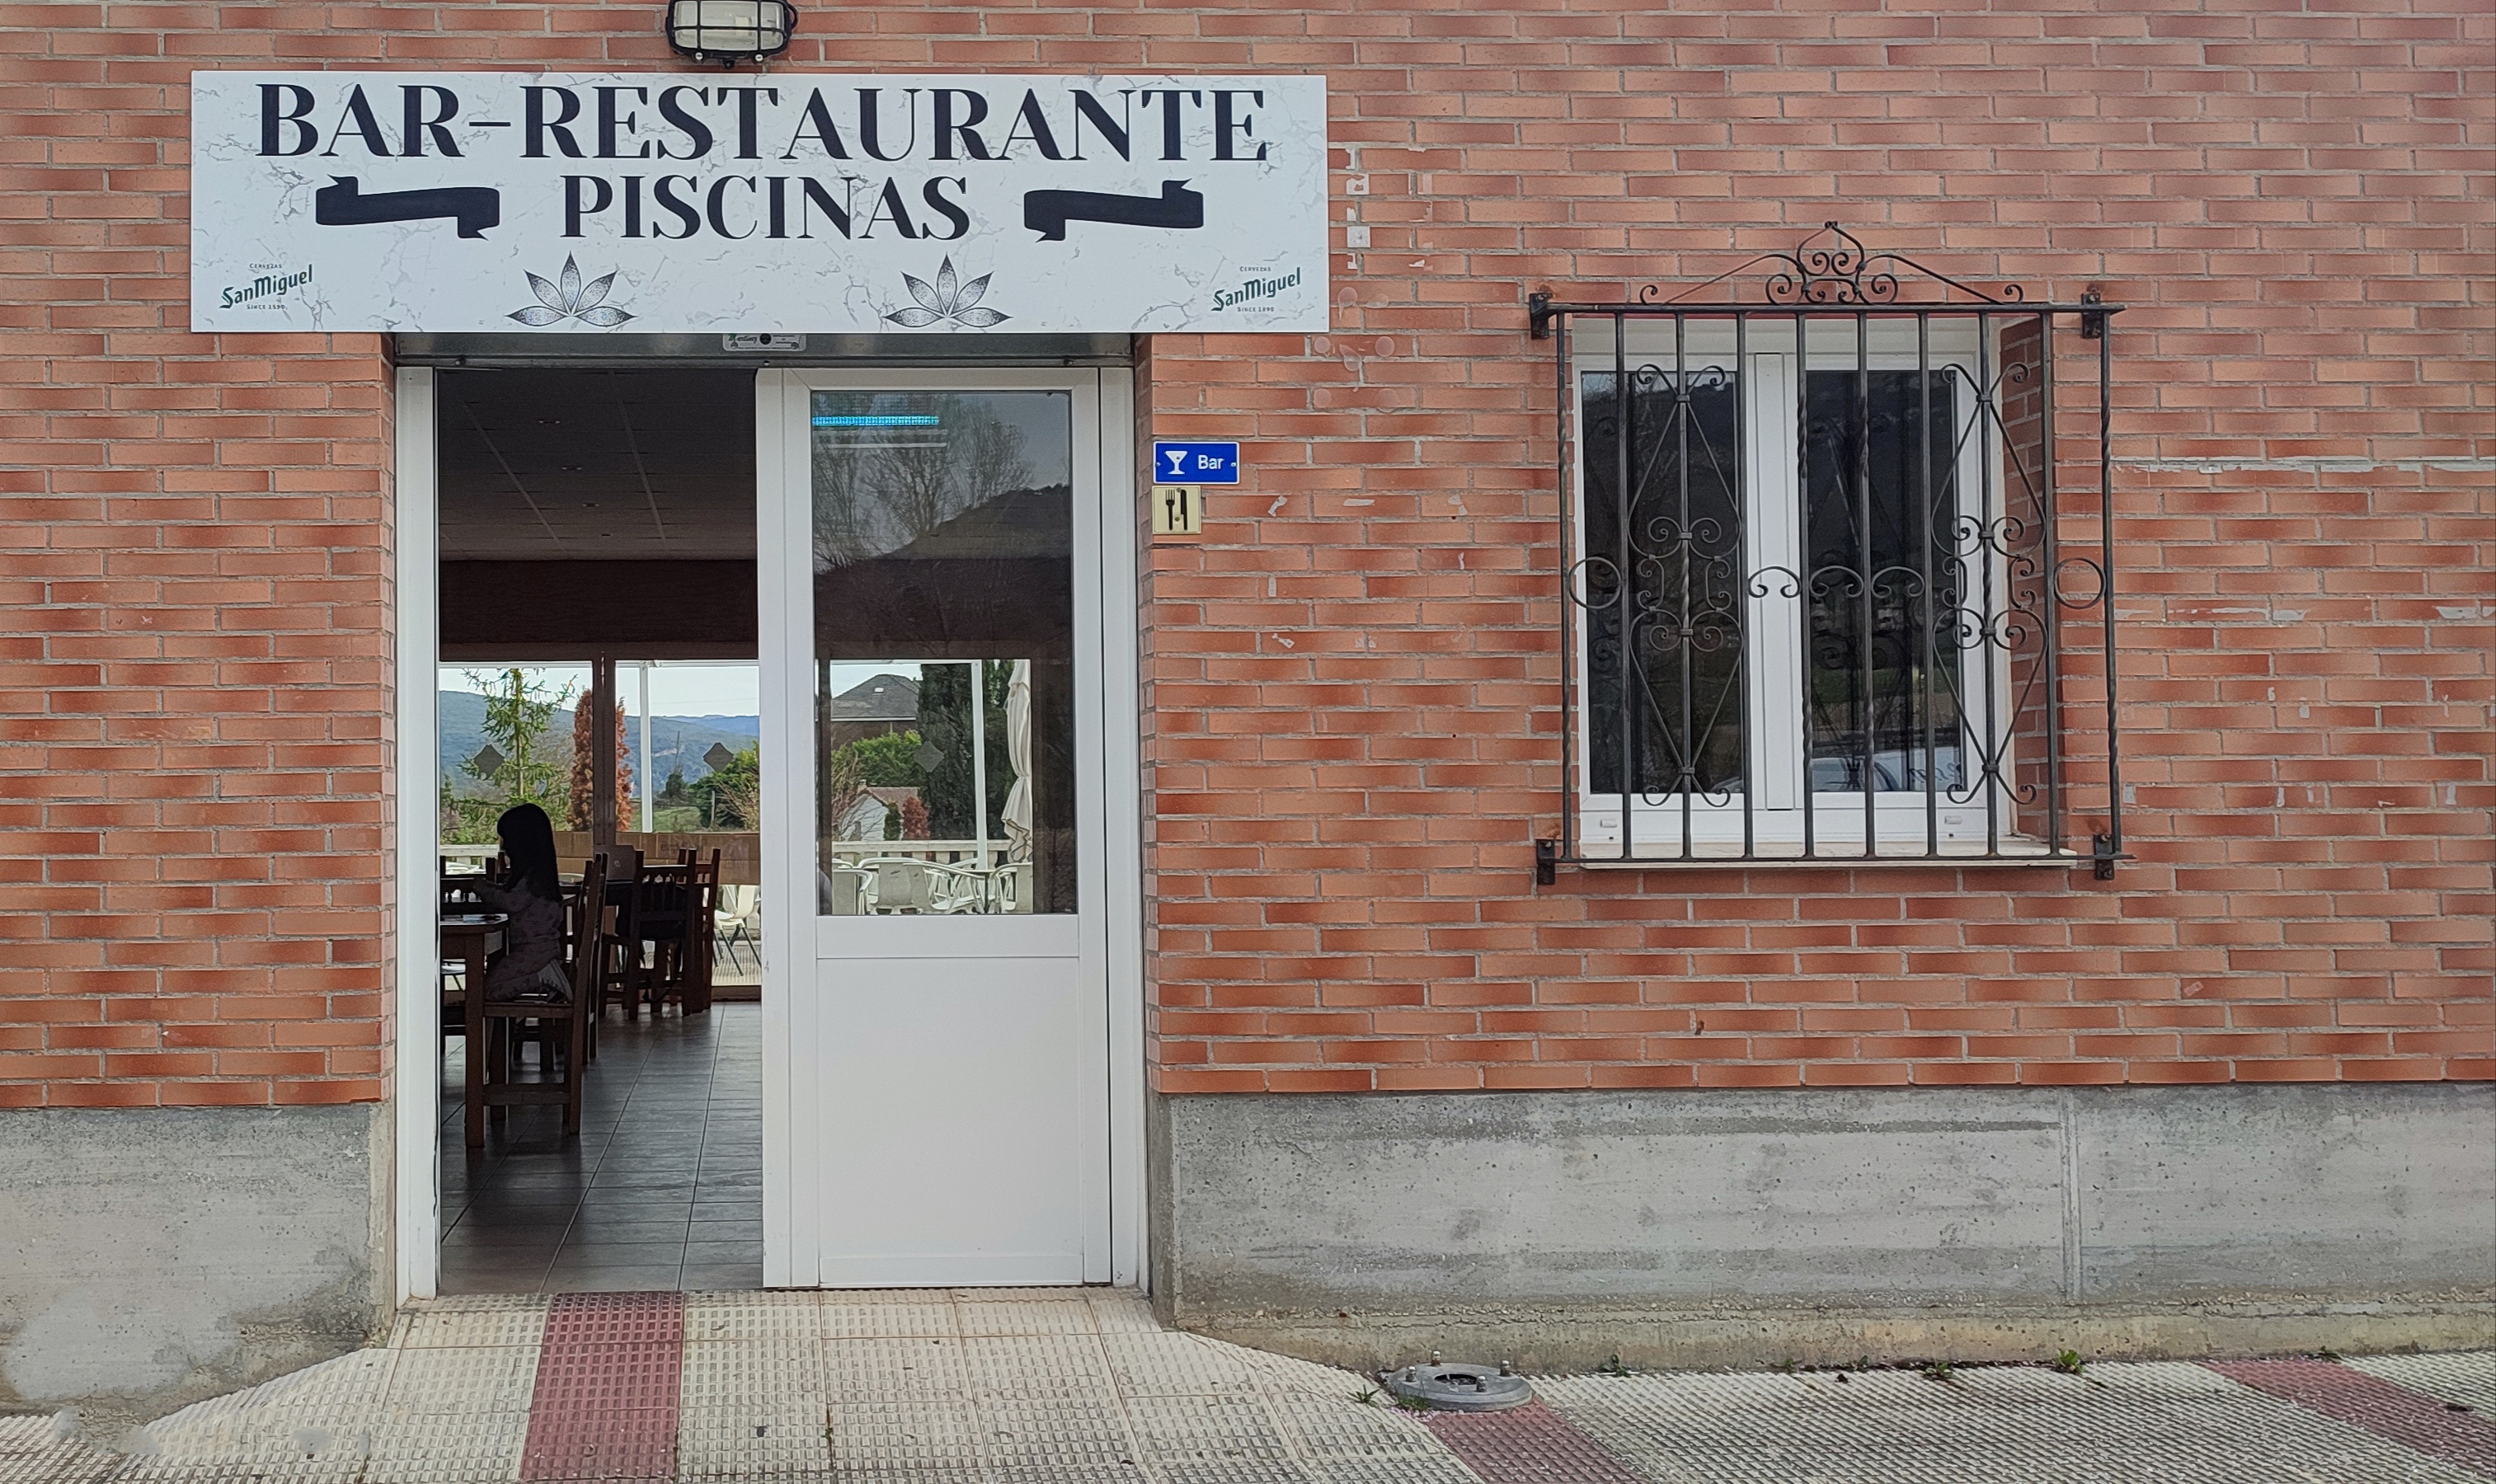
<box><xmin>438</xmin><ymin>369</ymin><xmax>756</xmax><ymax>561</ymax></box>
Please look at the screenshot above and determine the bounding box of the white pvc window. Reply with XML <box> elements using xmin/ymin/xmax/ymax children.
<box><xmin>1571</xmin><ymin>318</ymin><xmax>2041</xmax><ymax>860</ymax></box>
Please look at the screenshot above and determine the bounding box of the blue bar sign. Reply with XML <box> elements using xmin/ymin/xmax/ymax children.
<box><xmin>1152</xmin><ymin>440</ymin><xmax>1239</xmax><ymax>485</ymax></box>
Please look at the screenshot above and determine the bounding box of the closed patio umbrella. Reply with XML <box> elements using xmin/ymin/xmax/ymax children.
<box><xmin>1001</xmin><ymin>659</ymin><xmax>1032</xmax><ymax>862</ymax></box>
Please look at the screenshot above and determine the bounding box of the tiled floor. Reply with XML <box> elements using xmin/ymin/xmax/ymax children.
<box><xmin>439</xmin><ymin>1002</ymin><xmax>763</xmax><ymax>1294</ymax></box>
<box><xmin>46</xmin><ymin>1302</ymin><xmax>2496</xmax><ymax>1483</ymax></box>
<box><xmin>98</xmin><ymin>1289</ymin><xmax>1478</xmax><ymax>1483</ymax></box>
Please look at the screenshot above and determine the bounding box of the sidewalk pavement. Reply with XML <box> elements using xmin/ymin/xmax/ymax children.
<box><xmin>2</xmin><ymin>1289</ymin><xmax>2489</xmax><ymax>1482</ymax></box>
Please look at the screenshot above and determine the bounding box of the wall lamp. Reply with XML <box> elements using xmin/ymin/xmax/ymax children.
<box><xmin>664</xmin><ymin>0</ymin><xmax>796</xmax><ymax>68</ymax></box>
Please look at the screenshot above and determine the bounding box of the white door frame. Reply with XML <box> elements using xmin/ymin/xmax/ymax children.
<box><xmin>392</xmin><ymin>365</ymin><xmax>442</xmax><ymax>1303</ymax></box>
<box><xmin>756</xmin><ymin>366</ymin><xmax>1145</xmax><ymax>1291</ymax></box>
<box><xmin>391</xmin><ymin>360</ymin><xmax>1145</xmax><ymax>1303</ymax></box>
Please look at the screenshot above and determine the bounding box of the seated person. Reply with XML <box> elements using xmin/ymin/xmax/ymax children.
<box><xmin>471</xmin><ymin>803</ymin><xmax>569</xmax><ymax>1003</ymax></box>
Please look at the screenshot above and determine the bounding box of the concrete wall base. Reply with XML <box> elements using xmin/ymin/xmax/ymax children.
<box><xmin>1151</xmin><ymin>1082</ymin><xmax>2496</xmax><ymax>1370</ymax></box>
<box><xmin>1185</xmin><ymin>1296</ymin><xmax>2496</xmax><ymax>1375</ymax></box>
<box><xmin>0</xmin><ymin>1106</ymin><xmax>388</xmax><ymax>1433</ymax></box>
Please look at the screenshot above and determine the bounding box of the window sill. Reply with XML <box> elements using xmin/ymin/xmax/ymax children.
<box><xmin>1563</xmin><ymin>836</ymin><xmax>2091</xmax><ymax>870</ymax></box>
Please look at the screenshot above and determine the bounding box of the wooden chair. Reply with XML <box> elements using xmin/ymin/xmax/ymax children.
<box><xmin>562</xmin><ymin>875</ymin><xmax>604</xmax><ymax>1064</ymax></box>
<box><xmin>441</xmin><ymin>873</ymin><xmax>472</xmax><ymax>1040</ymax></box>
<box><xmin>626</xmin><ymin>859</ymin><xmax>690</xmax><ymax>1013</ymax></box>
<box><xmin>595</xmin><ymin>845</ymin><xmax>644</xmax><ymax>1020</ymax></box>
<box><xmin>660</xmin><ymin>849</ymin><xmax>719</xmax><ymax>1016</ymax></box>
<box><xmin>468</xmin><ymin>857</ymin><xmax>603</xmax><ymax>1144</ymax></box>
<box><xmin>632</xmin><ymin>850</ymin><xmax>717</xmax><ymax>1017</ymax></box>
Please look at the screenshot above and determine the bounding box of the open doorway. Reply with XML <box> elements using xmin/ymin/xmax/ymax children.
<box><xmin>431</xmin><ymin>368</ymin><xmax>764</xmax><ymax>1294</ymax></box>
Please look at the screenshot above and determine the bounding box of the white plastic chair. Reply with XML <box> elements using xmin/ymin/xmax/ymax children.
<box><xmin>869</xmin><ymin>858</ymin><xmax>934</xmax><ymax>913</ymax></box>
<box><xmin>713</xmin><ymin>883</ymin><xmax>760</xmax><ymax>970</ymax></box>
<box><xmin>820</xmin><ymin>868</ymin><xmax>868</xmax><ymax>915</ymax></box>
<box><xmin>927</xmin><ymin>862</ymin><xmax>994</xmax><ymax>914</ymax></box>
<box><xmin>992</xmin><ymin>862</ymin><xmax>1033</xmax><ymax>914</ymax></box>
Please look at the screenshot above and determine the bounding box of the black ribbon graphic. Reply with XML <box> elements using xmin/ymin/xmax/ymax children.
<box><xmin>1022</xmin><ymin>181</ymin><xmax>1203</xmax><ymax>242</ymax></box>
<box><xmin>314</xmin><ymin>176</ymin><xmax>501</xmax><ymax>239</ymax></box>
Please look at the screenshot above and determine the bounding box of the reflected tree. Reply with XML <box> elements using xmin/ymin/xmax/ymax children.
<box><xmin>812</xmin><ymin>395</ymin><xmax>1033</xmax><ymax>571</ymax></box>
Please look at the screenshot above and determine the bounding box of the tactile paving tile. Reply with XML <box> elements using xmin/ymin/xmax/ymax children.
<box><xmin>1539</xmin><ymin>1363</ymin><xmax>2491</xmax><ymax>1484</ymax></box>
<box><xmin>2349</xmin><ymin>1352</ymin><xmax>2496</xmax><ymax>1418</ymax></box>
<box><xmin>970</xmin><ymin>1396</ymin><xmax>1135</xmax><ymax>1469</ymax></box>
<box><xmin>540</xmin><ymin>1289</ymin><xmax>687</xmax><ymax>1348</ymax></box>
<box><xmin>1278</xmin><ymin>1396</ymin><xmax>1450</xmax><ymax>1463</ymax></box>
<box><xmin>2208</xmin><ymin>1358</ymin><xmax>2496</xmax><ymax>1477</ymax></box>
<box><xmin>0</xmin><ymin>1417</ymin><xmax>121</xmax><ymax>1484</ymax></box>
<box><xmin>139</xmin><ymin>1407</ymin><xmax>381</xmax><ymax>1470</ymax></box>
<box><xmin>398</xmin><ymin>1299</ymin><xmax>552</xmax><ymax>1350</ymax></box>
<box><xmin>1149</xmin><ymin>1465</ymin><xmax>1318</xmax><ymax>1484</ymax></box>
<box><xmin>675</xmin><ymin>1402</ymin><xmax>834</xmax><ymax>1477</ymax></box>
<box><xmin>961</xmin><ymin>1335</ymin><xmax>1119</xmax><ymax>1399</ymax></box>
<box><xmin>115</xmin><ymin>1460</ymin><xmax>369</xmax><ymax>1483</ymax></box>
<box><xmin>684</xmin><ymin>1291</ymin><xmax>823</xmax><ymax>1342</ymax></box>
<box><xmin>519</xmin><ymin>1289</ymin><xmax>685</xmax><ymax>1482</ymax></box>
<box><xmin>1423</xmin><ymin>1400</ymin><xmax>1645</xmax><ymax>1484</ymax></box>
<box><xmin>1223</xmin><ymin>1345</ymin><xmax>1382</xmax><ymax>1400</ymax></box>
<box><xmin>0</xmin><ymin>1417</ymin><xmax>49</xmax><ymax>1449</ymax></box>
<box><xmin>1097</xmin><ymin>1332</ymin><xmax>1258</xmax><ymax>1397</ymax></box>
<box><xmin>1123</xmin><ymin>1393</ymin><xmax>1292</xmax><ymax>1466</ymax></box>
<box><xmin>89</xmin><ymin>1351</ymin><xmax>391</xmax><ymax>1476</ymax></box>
<box><xmin>383</xmin><ymin>1342</ymin><xmax>539</xmax><ymax>1411</ymax></box>
<box><xmin>680</xmin><ymin>1338</ymin><xmax>827</xmax><ymax>1409</ymax></box>
<box><xmin>363</xmin><ymin>1407</ymin><xmax>531</xmax><ymax>1484</ymax></box>
<box><xmin>422</xmin><ymin>1292</ymin><xmax>553</xmax><ymax>1312</ymax></box>
<box><xmin>518</xmin><ymin>1408</ymin><xmax>680</xmax><ymax>1482</ymax></box>
<box><xmin>242</xmin><ymin>1349</ymin><xmax>399</xmax><ymax>1409</ymax></box>
<box><xmin>953</xmin><ymin>1299</ymin><xmax>1102</xmax><ymax>1338</ymax></box>
<box><xmin>1086</xmin><ymin>1293</ymin><xmax>1163</xmax><ymax>1334</ymax></box>
<box><xmin>826</xmin><ymin>1399</ymin><xmax>980</xmax><ymax>1468</ymax></box>
<box><xmin>1300</xmin><ymin>1458</ymin><xmax>1484</xmax><ymax>1484</ymax></box>
<box><xmin>530</xmin><ymin>1340</ymin><xmax>685</xmax><ymax>1412</ymax></box>
<box><xmin>823</xmin><ymin>1336</ymin><xmax>970</xmax><ymax>1398</ymax></box>
<box><xmin>0</xmin><ymin>1456</ymin><xmax>115</xmax><ymax>1484</ymax></box>
<box><xmin>148</xmin><ymin>1349</ymin><xmax>395</xmax><ymax>1439</ymax></box>
<box><xmin>821</xmin><ymin>1301</ymin><xmax>961</xmax><ymax>1340</ymax></box>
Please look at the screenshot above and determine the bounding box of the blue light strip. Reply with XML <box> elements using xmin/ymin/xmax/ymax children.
<box><xmin>811</xmin><ymin>414</ymin><xmax>940</xmax><ymax>428</ymax></box>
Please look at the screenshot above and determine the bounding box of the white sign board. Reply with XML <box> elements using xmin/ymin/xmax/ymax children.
<box><xmin>189</xmin><ymin>71</ymin><xmax>1328</xmax><ymax>335</ymax></box>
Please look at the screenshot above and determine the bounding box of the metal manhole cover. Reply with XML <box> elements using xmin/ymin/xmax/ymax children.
<box><xmin>1382</xmin><ymin>1361</ymin><xmax>1534</xmax><ymax>1412</ymax></box>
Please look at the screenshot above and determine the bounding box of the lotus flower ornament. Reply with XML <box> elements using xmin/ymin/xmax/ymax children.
<box><xmin>884</xmin><ymin>257</ymin><xmax>1008</xmax><ymax>329</ymax></box>
<box><xmin>507</xmin><ymin>256</ymin><xmax>634</xmax><ymax>327</ymax></box>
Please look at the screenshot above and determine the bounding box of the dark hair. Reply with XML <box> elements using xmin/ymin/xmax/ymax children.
<box><xmin>495</xmin><ymin>803</ymin><xmax>562</xmax><ymax>900</ymax></box>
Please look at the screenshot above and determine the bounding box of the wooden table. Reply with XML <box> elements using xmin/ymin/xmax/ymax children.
<box><xmin>440</xmin><ymin>912</ymin><xmax>507</xmax><ymax>1148</ymax></box>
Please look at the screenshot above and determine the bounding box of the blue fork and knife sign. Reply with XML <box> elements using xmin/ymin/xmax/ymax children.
<box><xmin>1153</xmin><ymin>441</ymin><xmax>1239</xmax><ymax>485</ymax></box>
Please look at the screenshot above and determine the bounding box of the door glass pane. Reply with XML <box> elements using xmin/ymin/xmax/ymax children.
<box><xmin>1578</xmin><ymin>367</ymin><xmax>1745</xmax><ymax>800</ymax></box>
<box><xmin>1803</xmin><ymin>369</ymin><xmax>1966</xmax><ymax>793</ymax></box>
<box><xmin>811</xmin><ymin>391</ymin><xmax>1075</xmax><ymax>915</ymax></box>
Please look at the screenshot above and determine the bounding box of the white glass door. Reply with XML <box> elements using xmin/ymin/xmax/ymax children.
<box><xmin>758</xmin><ymin>369</ymin><xmax>1111</xmax><ymax>1287</ymax></box>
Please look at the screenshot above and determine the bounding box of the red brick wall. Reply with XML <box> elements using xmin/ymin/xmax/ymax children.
<box><xmin>2</xmin><ymin>1</ymin><xmax>2489</xmax><ymax>1106</ymax></box>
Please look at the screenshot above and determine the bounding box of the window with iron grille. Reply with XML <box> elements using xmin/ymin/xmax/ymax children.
<box><xmin>1531</xmin><ymin>226</ymin><xmax>2123</xmax><ymax>876</ymax></box>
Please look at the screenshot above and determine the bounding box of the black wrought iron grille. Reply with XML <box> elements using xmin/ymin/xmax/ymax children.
<box><xmin>1530</xmin><ymin>225</ymin><xmax>2124</xmax><ymax>876</ymax></box>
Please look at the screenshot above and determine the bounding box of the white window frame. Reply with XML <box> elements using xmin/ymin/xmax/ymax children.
<box><xmin>1569</xmin><ymin>317</ymin><xmax>2034</xmax><ymax>860</ymax></box>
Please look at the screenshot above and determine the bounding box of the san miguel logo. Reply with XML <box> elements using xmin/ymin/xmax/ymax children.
<box><xmin>1211</xmin><ymin>265</ymin><xmax>1300</xmax><ymax>312</ymax></box>
<box><xmin>221</xmin><ymin>265</ymin><xmax>312</xmax><ymax>308</ymax></box>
